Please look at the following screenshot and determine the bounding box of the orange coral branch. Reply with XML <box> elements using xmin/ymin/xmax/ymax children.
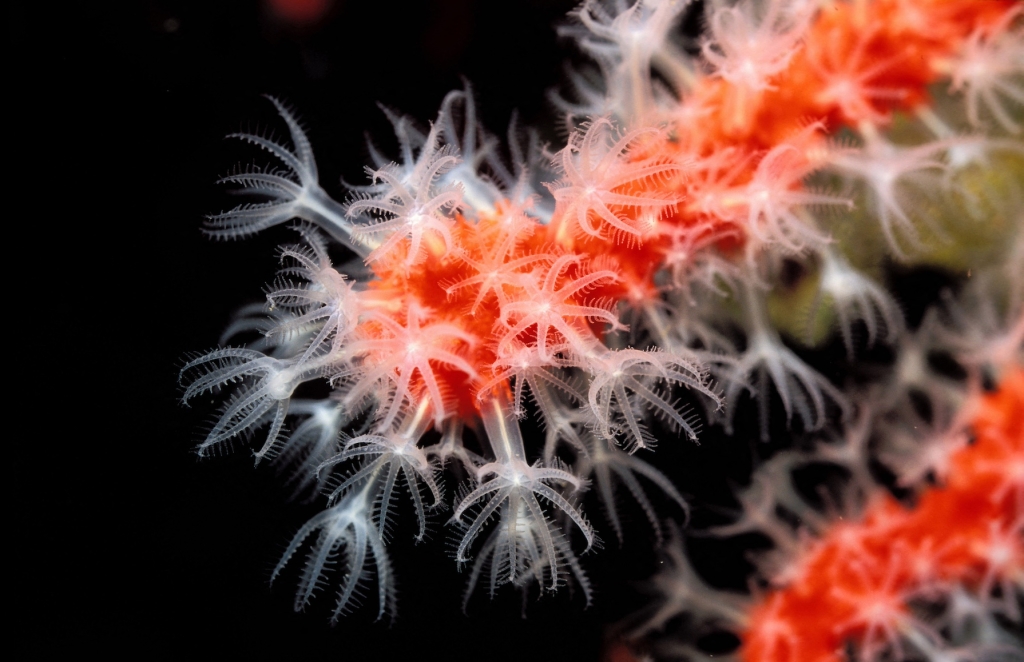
<box><xmin>740</xmin><ymin>368</ymin><xmax>1024</xmax><ymax>662</ymax></box>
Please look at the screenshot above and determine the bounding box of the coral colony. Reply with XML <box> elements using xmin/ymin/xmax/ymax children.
<box><xmin>181</xmin><ymin>0</ymin><xmax>1023</xmax><ymax>659</ymax></box>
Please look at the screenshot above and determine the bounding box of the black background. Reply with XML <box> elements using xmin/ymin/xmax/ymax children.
<box><xmin>13</xmin><ymin>1</ymin><xmax>944</xmax><ymax>659</ymax></box>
